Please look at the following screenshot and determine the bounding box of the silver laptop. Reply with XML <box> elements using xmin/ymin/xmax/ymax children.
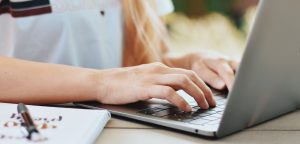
<box><xmin>75</xmin><ymin>0</ymin><xmax>300</xmax><ymax>137</ymax></box>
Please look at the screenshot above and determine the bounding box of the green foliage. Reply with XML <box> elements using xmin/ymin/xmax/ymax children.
<box><xmin>172</xmin><ymin>0</ymin><xmax>235</xmax><ymax>15</ymax></box>
<box><xmin>171</xmin><ymin>0</ymin><xmax>242</xmax><ymax>28</ymax></box>
<box><xmin>172</xmin><ymin>0</ymin><xmax>188</xmax><ymax>13</ymax></box>
<box><xmin>204</xmin><ymin>0</ymin><xmax>235</xmax><ymax>15</ymax></box>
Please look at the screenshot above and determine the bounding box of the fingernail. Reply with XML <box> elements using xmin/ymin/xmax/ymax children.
<box><xmin>210</xmin><ymin>96</ymin><xmax>217</xmax><ymax>106</ymax></box>
<box><xmin>216</xmin><ymin>79</ymin><xmax>225</xmax><ymax>89</ymax></box>
<box><xmin>185</xmin><ymin>105</ymin><xmax>192</xmax><ymax>112</ymax></box>
<box><xmin>212</xmin><ymin>99</ymin><xmax>217</xmax><ymax>107</ymax></box>
<box><xmin>204</xmin><ymin>101</ymin><xmax>209</xmax><ymax>109</ymax></box>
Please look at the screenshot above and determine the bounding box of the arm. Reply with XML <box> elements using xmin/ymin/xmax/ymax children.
<box><xmin>0</xmin><ymin>56</ymin><xmax>215</xmax><ymax>111</ymax></box>
<box><xmin>0</xmin><ymin>56</ymin><xmax>97</xmax><ymax>104</ymax></box>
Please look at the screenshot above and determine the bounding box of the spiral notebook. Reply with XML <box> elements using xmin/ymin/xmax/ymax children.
<box><xmin>0</xmin><ymin>103</ymin><xmax>111</xmax><ymax>144</ymax></box>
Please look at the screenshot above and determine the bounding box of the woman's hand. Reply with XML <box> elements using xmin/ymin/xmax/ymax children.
<box><xmin>189</xmin><ymin>53</ymin><xmax>239</xmax><ymax>90</ymax></box>
<box><xmin>92</xmin><ymin>63</ymin><xmax>216</xmax><ymax>112</ymax></box>
<box><xmin>163</xmin><ymin>52</ymin><xmax>239</xmax><ymax>91</ymax></box>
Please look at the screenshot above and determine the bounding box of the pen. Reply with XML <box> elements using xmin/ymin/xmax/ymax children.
<box><xmin>17</xmin><ymin>103</ymin><xmax>45</xmax><ymax>141</ymax></box>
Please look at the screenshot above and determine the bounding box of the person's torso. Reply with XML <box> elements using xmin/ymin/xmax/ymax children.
<box><xmin>0</xmin><ymin>0</ymin><xmax>123</xmax><ymax>69</ymax></box>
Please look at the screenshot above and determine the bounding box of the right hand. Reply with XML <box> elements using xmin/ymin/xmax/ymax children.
<box><xmin>93</xmin><ymin>62</ymin><xmax>216</xmax><ymax>112</ymax></box>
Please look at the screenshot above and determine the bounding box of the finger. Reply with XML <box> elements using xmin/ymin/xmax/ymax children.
<box><xmin>154</xmin><ymin>74</ymin><xmax>209</xmax><ymax>109</ymax></box>
<box><xmin>229</xmin><ymin>60</ymin><xmax>239</xmax><ymax>73</ymax></box>
<box><xmin>205</xmin><ymin>59</ymin><xmax>235</xmax><ymax>90</ymax></box>
<box><xmin>192</xmin><ymin>62</ymin><xmax>226</xmax><ymax>90</ymax></box>
<box><xmin>148</xmin><ymin>85</ymin><xmax>191</xmax><ymax>112</ymax></box>
<box><xmin>217</xmin><ymin>63</ymin><xmax>235</xmax><ymax>90</ymax></box>
<box><xmin>165</xmin><ymin>68</ymin><xmax>216</xmax><ymax>107</ymax></box>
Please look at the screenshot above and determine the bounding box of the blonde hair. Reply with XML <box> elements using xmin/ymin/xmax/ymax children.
<box><xmin>122</xmin><ymin>0</ymin><xmax>169</xmax><ymax>66</ymax></box>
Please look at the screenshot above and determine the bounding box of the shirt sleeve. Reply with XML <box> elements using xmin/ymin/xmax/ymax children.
<box><xmin>156</xmin><ymin>0</ymin><xmax>174</xmax><ymax>16</ymax></box>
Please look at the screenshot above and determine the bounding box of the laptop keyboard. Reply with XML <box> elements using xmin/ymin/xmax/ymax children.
<box><xmin>138</xmin><ymin>96</ymin><xmax>227</xmax><ymax>126</ymax></box>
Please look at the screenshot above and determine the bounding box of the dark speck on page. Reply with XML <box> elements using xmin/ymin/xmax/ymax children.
<box><xmin>100</xmin><ymin>11</ymin><xmax>105</xmax><ymax>16</ymax></box>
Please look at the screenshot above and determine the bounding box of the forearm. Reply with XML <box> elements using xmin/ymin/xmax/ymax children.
<box><xmin>0</xmin><ymin>56</ymin><xmax>98</xmax><ymax>104</ymax></box>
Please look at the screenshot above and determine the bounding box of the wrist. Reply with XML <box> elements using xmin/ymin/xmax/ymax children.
<box><xmin>66</xmin><ymin>68</ymin><xmax>103</xmax><ymax>102</ymax></box>
<box><xmin>84</xmin><ymin>69</ymin><xmax>107</xmax><ymax>102</ymax></box>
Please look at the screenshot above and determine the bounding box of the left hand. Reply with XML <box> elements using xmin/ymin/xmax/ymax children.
<box><xmin>164</xmin><ymin>52</ymin><xmax>239</xmax><ymax>90</ymax></box>
<box><xmin>188</xmin><ymin>52</ymin><xmax>239</xmax><ymax>90</ymax></box>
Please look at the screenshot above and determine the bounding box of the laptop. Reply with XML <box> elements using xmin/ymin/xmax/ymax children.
<box><xmin>75</xmin><ymin>0</ymin><xmax>300</xmax><ymax>137</ymax></box>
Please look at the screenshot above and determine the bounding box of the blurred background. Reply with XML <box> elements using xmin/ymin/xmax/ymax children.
<box><xmin>165</xmin><ymin>0</ymin><xmax>259</xmax><ymax>59</ymax></box>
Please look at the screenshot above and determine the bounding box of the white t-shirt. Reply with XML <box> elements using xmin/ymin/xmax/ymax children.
<box><xmin>0</xmin><ymin>0</ymin><xmax>173</xmax><ymax>69</ymax></box>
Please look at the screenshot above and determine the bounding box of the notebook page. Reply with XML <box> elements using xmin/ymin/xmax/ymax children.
<box><xmin>0</xmin><ymin>103</ymin><xmax>110</xmax><ymax>144</ymax></box>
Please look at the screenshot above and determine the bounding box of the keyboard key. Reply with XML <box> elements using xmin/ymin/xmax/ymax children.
<box><xmin>216</xmin><ymin>103</ymin><xmax>225</xmax><ymax>106</ymax></box>
<box><xmin>196</xmin><ymin>113</ymin><xmax>211</xmax><ymax>117</ymax></box>
<box><xmin>192</xmin><ymin>106</ymin><xmax>201</xmax><ymax>109</ymax></box>
<box><xmin>211</xmin><ymin>107</ymin><xmax>224</xmax><ymax>112</ymax></box>
<box><xmin>188</xmin><ymin>101</ymin><xmax>198</xmax><ymax>106</ymax></box>
<box><xmin>162</xmin><ymin>109</ymin><xmax>207</xmax><ymax>121</ymax></box>
<box><xmin>204</xmin><ymin>111</ymin><xmax>217</xmax><ymax>115</ymax></box>
<box><xmin>219</xmin><ymin>105</ymin><xmax>226</xmax><ymax>108</ymax></box>
<box><xmin>138</xmin><ymin>108</ymin><xmax>164</xmax><ymax>115</ymax></box>
<box><xmin>210</xmin><ymin>113</ymin><xmax>223</xmax><ymax>118</ymax></box>
<box><xmin>191</xmin><ymin>107</ymin><xmax>200</xmax><ymax>112</ymax></box>
<box><xmin>214</xmin><ymin>96</ymin><xmax>224</xmax><ymax>100</ymax></box>
<box><xmin>151</xmin><ymin>108</ymin><xmax>184</xmax><ymax>117</ymax></box>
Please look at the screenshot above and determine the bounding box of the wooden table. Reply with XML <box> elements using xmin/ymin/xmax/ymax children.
<box><xmin>96</xmin><ymin>111</ymin><xmax>300</xmax><ymax>144</ymax></box>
